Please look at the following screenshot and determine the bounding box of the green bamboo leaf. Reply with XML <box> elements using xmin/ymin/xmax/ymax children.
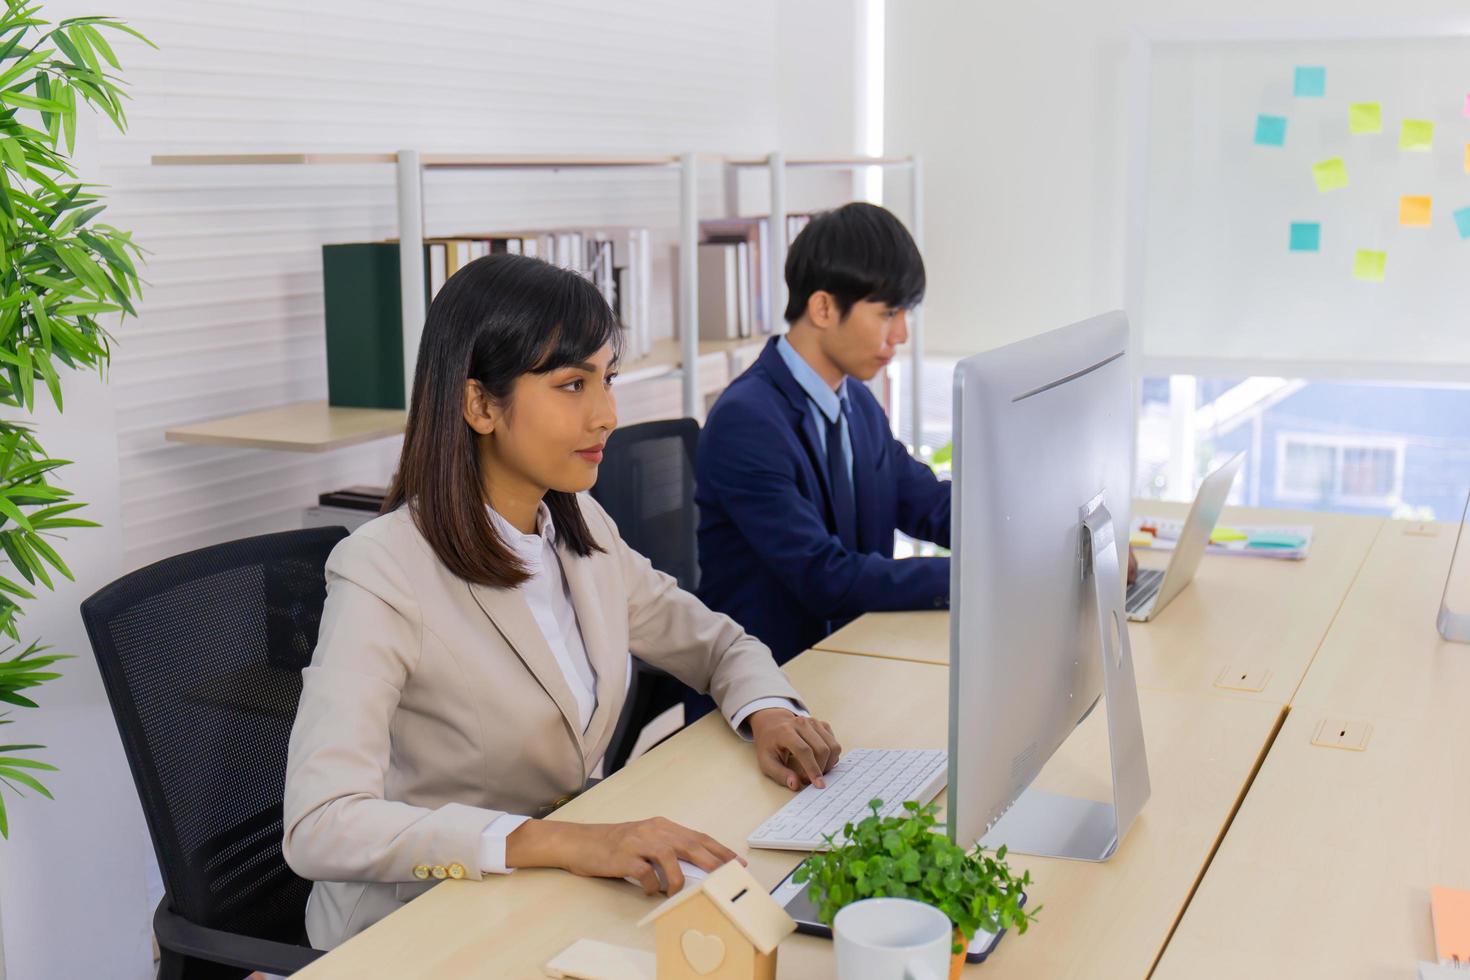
<box><xmin>0</xmin><ymin>90</ymin><xmax>65</xmax><ymax>113</ymax></box>
<box><xmin>95</xmin><ymin>20</ymin><xmax>156</xmax><ymax>51</ymax></box>
<box><xmin>0</xmin><ymin>495</ymin><xmax>32</xmax><ymax>532</ymax></box>
<box><xmin>0</xmin><ymin>766</ymin><xmax>53</xmax><ymax>798</ymax></box>
<box><xmin>0</xmin><ymin>757</ymin><xmax>58</xmax><ymax>771</ymax></box>
<box><xmin>77</xmin><ymin>24</ymin><xmax>119</xmax><ymax>69</ymax></box>
<box><xmin>0</xmin><ymin>578</ymin><xmax>34</xmax><ymax>600</ymax></box>
<box><xmin>0</xmin><ymin>691</ymin><xmax>37</xmax><ymax>709</ymax></box>
<box><xmin>12</xmin><ymin>535</ymin><xmax>51</xmax><ymax>589</ymax></box>
<box><xmin>14</xmin><ymin>345</ymin><xmax>31</xmax><ymax>410</ymax></box>
<box><xmin>65</xmin><ymin>27</ymin><xmax>102</xmax><ymax>77</ymax></box>
<box><xmin>24</xmin><ymin>533</ymin><xmax>70</xmax><ymax>581</ymax></box>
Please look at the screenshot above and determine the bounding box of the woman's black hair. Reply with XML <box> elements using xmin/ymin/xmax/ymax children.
<box><xmin>383</xmin><ymin>253</ymin><xmax>624</xmax><ymax>588</ymax></box>
<box><xmin>783</xmin><ymin>201</ymin><xmax>926</xmax><ymax>324</ymax></box>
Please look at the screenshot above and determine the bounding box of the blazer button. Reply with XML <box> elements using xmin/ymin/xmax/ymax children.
<box><xmin>431</xmin><ymin>865</ymin><xmax>448</xmax><ymax>880</ymax></box>
<box><xmin>448</xmin><ymin>863</ymin><xmax>466</xmax><ymax>880</ymax></box>
<box><xmin>551</xmin><ymin>794</ymin><xmax>573</xmax><ymax>811</ymax></box>
<box><xmin>412</xmin><ymin>864</ymin><xmax>430</xmax><ymax>880</ymax></box>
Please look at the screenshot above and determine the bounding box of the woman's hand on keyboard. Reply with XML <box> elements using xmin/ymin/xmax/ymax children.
<box><xmin>748</xmin><ymin>709</ymin><xmax>842</xmax><ymax>791</ymax></box>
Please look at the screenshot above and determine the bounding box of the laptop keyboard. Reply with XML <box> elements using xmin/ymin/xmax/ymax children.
<box><xmin>1126</xmin><ymin>568</ymin><xmax>1165</xmax><ymax>615</ymax></box>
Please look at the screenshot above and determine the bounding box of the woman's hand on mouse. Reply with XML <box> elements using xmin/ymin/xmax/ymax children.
<box><xmin>506</xmin><ymin>816</ymin><xmax>740</xmax><ymax>895</ymax></box>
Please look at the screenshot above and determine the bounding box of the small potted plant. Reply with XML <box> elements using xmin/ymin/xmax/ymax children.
<box><xmin>794</xmin><ymin>799</ymin><xmax>1037</xmax><ymax>979</ymax></box>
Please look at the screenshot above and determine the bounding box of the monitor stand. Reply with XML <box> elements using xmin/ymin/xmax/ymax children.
<box><xmin>979</xmin><ymin>496</ymin><xmax>1151</xmax><ymax>862</ymax></box>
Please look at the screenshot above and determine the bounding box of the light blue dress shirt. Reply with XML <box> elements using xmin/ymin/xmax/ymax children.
<box><xmin>776</xmin><ymin>336</ymin><xmax>854</xmax><ymax>487</ymax></box>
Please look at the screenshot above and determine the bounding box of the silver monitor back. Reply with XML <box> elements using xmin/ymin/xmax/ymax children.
<box><xmin>948</xmin><ymin>311</ymin><xmax>1136</xmax><ymax>850</ymax></box>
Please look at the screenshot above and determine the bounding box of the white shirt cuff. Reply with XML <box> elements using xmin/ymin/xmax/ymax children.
<box><xmin>478</xmin><ymin>813</ymin><xmax>531</xmax><ymax>874</ymax></box>
<box><xmin>729</xmin><ymin>697</ymin><xmax>808</xmax><ymax>741</ymax></box>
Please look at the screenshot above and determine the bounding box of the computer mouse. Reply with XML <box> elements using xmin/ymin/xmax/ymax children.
<box><xmin>624</xmin><ymin>859</ymin><xmax>708</xmax><ymax>893</ymax></box>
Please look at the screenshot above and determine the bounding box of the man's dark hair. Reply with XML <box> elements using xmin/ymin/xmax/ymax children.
<box><xmin>783</xmin><ymin>201</ymin><xmax>926</xmax><ymax>324</ymax></box>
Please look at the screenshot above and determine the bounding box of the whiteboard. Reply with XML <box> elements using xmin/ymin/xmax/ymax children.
<box><xmin>1134</xmin><ymin>33</ymin><xmax>1470</xmax><ymax>379</ymax></box>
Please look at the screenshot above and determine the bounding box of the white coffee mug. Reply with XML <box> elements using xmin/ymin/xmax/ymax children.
<box><xmin>833</xmin><ymin>897</ymin><xmax>953</xmax><ymax>980</ymax></box>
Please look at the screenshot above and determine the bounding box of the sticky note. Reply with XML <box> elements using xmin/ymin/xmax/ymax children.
<box><xmin>1129</xmin><ymin>532</ymin><xmax>1155</xmax><ymax>549</ymax></box>
<box><xmin>1454</xmin><ymin>206</ymin><xmax>1470</xmax><ymax>241</ymax></box>
<box><xmin>1211</xmin><ymin>527</ymin><xmax>1249</xmax><ymax>543</ymax></box>
<box><xmin>1289</xmin><ymin>222</ymin><xmax>1321</xmax><ymax>252</ymax></box>
<box><xmin>1400</xmin><ymin>119</ymin><xmax>1434</xmax><ymax>151</ymax></box>
<box><xmin>1399</xmin><ymin>195</ymin><xmax>1433</xmax><ymax>227</ymax></box>
<box><xmin>1254</xmin><ymin>114</ymin><xmax>1287</xmax><ymax>147</ymax></box>
<box><xmin>1348</xmin><ymin>102</ymin><xmax>1381</xmax><ymax>134</ymax></box>
<box><xmin>1293</xmin><ymin>66</ymin><xmax>1326</xmax><ymax>97</ymax></box>
<box><xmin>1353</xmin><ymin>249</ymin><xmax>1386</xmax><ymax>282</ymax></box>
<box><xmin>1431</xmin><ymin>887</ymin><xmax>1470</xmax><ymax>966</ymax></box>
<box><xmin>1464</xmin><ymin>93</ymin><xmax>1470</xmax><ymax>117</ymax></box>
<box><xmin>1312</xmin><ymin>157</ymin><xmax>1348</xmax><ymax>192</ymax></box>
<box><xmin>1247</xmin><ymin>532</ymin><xmax>1307</xmax><ymax>549</ymax></box>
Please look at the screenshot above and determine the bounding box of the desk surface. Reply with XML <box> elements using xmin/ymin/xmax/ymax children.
<box><xmin>814</xmin><ymin>504</ymin><xmax>1384</xmax><ymax>706</ymax></box>
<box><xmin>298</xmin><ymin>652</ymin><xmax>1283</xmax><ymax>980</ymax></box>
<box><xmin>1289</xmin><ymin>518</ymin><xmax>1470</xmax><ymax>721</ymax></box>
<box><xmin>1155</xmin><ymin>516</ymin><xmax>1470</xmax><ymax>977</ymax></box>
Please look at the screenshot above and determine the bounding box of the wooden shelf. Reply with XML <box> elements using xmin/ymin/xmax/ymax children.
<box><xmin>160</xmin><ymin>339</ymin><xmax>765</xmax><ymax>455</ymax></box>
<box><xmin>164</xmin><ymin>401</ymin><xmax>407</xmax><ymax>453</ymax></box>
<box><xmin>151</xmin><ymin>153</ymin><xmax>680</xmax><ymax>170</ymax></box>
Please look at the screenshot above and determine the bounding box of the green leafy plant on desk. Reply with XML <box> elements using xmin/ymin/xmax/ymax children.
<box><xmin>0</xmin><ymin>2</ymin><xmax>150</xmax><ymax>837</ymax></box>
<box><xmin>794</xmin><ymin>799</ymin><xmax>1036</xmax><ymax>972</ymax></box>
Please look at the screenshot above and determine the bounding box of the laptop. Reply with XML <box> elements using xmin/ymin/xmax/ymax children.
<box><xmin>1125</xmin><ymin>451</ymin><xmax>1246</xmax><ymax>622</ymax></box>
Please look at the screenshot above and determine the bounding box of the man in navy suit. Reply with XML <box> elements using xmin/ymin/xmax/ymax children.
<box><xmin>689</xmin><ymin>203</ymin><xmax>947</xmax><ymax>721</ymax></box>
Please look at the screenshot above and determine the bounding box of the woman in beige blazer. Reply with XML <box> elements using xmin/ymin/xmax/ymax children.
<box><xmin>283</xmin><ymin>254</ymin><xmax>841</xmax><ymax>950</ymax></box>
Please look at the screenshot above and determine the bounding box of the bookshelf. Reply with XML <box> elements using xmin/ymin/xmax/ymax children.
<box><xmin>151</xmin><ymin>151</ymin><xmax>925</xmax><ymax>450</ymax></box>
<box><xmin>723</xmin><ymin>154</ymin><xmax>926</xmax><ymax>449</ymax></box>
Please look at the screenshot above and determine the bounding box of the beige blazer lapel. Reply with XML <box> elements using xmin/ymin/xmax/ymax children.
<box><xmin>465</xmin><ymin>581</ymin><xmax>585</xmax><ymax>757</ymax></box>
<box><xmin>557</xmin><ymin>544</ymin><xmax>626</xmax><ymax>768</ymax></box>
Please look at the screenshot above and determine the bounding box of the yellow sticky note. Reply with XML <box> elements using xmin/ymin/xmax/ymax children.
<box><xmin>1312</xmin><ymin>157</ymin><xmax>1348</xmax><ymax>192</ymax></box>
<box><xmin>1400</xmin><ymin>196</ymin><xmax>1432</xmax><ymax>227</ymax></box>
<box><xmin>1400</xmin><ymin>119</ymin><xmax>1434</xmax><ymax>151</ymax></box>
<box><xmin>1210</xmin><ymin>527</ymin><xmax>1249</xmax><ymax>543</ymax></box>
<box><xmin>1129</xmin><ymin>532</ymin><xmax>1155</xmax><ymax>549</ymax></box>
<box><xmin>1353</xmin><ymin>249</ymin><xmax>1386</xmax><ymax>282</ymax></box>
<box><xmin>1348</xmin><ymin>102</ymin><xmax>1381</xmax><ymax>134</ymax></box>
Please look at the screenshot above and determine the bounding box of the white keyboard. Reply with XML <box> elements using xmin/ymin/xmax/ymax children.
<box><xmin>746</xmin><ymin>748</ymin><xmax>949</xmax><ymax>851</ymax></box>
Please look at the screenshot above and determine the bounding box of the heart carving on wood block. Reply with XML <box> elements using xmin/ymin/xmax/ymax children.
<box><xmin>680</xmin><ymin>928</ymin><xmax>726</xmax><ymax>975</ymax></box>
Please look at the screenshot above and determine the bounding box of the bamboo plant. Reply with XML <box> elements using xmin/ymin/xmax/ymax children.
<box><xmin>0</xmin><ymin>0</ymin><xmax>149</xmax><ymax>837</ymax></box>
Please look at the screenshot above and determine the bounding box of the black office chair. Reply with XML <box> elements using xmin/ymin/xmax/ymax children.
<box><xmin>81</xmin><ymin>527</ymin><xmax>347</xmax><ymax>979</ymax></box>
<box><xmin>592</xmin><ymin>418</ymin><xmax>701</xmax><ymax>774</ymax></box>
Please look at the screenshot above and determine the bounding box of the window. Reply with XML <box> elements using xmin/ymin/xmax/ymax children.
<box><xmin>1275</xmin><ymin>434</ymin><xmax>1404</xmax><ymax>508</ymax></box>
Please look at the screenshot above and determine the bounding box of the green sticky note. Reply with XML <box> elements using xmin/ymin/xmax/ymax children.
<box><xmin>1400</xmin><ymin>119</ymin><xmax>1434</xmax><ymax>151</ymax></box>
<box><xmin>1312</xmin><ymin>157</ymin><xmax>1348</xmax><ymax>192</ymax></box>
<box><xmin>1353</xmin><ymin>249</ymin><xmax>1386</xmax><ymax>282</ymax></box>
<box><xmin>1348</xmin><ymin>102</ymin><xmax>1381</xmax><ymax>134</ymax></box>
<box><xmin>1211</xmin><ymin>527</ymin><xmax>1249</xmax><ymax>543</ymax></box>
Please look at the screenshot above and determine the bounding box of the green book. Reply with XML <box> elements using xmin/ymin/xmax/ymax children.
<box><xmin>322</xmin><ymin>243</ymin><xmax>431</xmax><ymax>410</ymax></box>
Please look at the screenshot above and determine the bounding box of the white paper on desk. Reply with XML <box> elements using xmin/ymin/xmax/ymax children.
<box><xmin>1418</xmin><ymin>962</ymin><xmax>1469</xmax><ymax>979</ymax></box>
<box><xmin>1133</xmin><ymin>518</ymin><xmax>1314</xmax><ymax>561</ymax></box>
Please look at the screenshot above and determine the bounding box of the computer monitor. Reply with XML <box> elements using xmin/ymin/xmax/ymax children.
<box><xmin>947</xmin><ymin>310</ymin><xmax>1149</xmax><ymax>862</ymax></box>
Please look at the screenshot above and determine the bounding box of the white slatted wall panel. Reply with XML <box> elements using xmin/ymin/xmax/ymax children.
<box><xmin>95</xmin><ymin>0</ymin><xmax>803</xmax><ymax>570</ymax></box>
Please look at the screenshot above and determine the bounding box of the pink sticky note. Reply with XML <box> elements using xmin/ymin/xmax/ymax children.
<box><xmin>1465</xmin><ymin>92</ymin><xmax>1470</xmax><ymax>117</ymax></box>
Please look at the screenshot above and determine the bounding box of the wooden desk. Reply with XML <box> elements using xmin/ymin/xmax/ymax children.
<box><xmin>297</xmin><ymin>652</ymin><xmax>1284</xmax><ymax>979</ymax></box>
<box><xmin>1154</xmin><ymin>704</ymin><xmax>1470</xmax><ymax>977</ymax></box>
<box><xmin>814</xmin><ymin>505</ymin><xmax>1384</xmax><ymax>706</ymax></box>
<box><xmin>1289</xmin><ymin>518</ymin><xmax>1470</xmax><ymax>722</ymax></box>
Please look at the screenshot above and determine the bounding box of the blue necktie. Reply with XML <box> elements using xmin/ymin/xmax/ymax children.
<box><xmin>825</xmin><ymin>409</ymin><xmax>857</xmax><ymax>551</ymax></box>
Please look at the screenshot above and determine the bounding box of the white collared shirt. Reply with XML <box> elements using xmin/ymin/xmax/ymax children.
<box><xmin>477</xmin><ymin>502</ymin><xmax>802</xmax><ymax>873</ymax></box>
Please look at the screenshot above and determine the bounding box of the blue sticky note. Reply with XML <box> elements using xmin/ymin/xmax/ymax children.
<box><xmin>1248</xmin><ymin>532</ymin><xmax>1308</xmax><ymax>549</ymax></box>
<box><xmin>1455</xmin><ymin>206</ymin><xmax>1470</xmax><ymax>241</ymax></box>
<box><xmin>1255</xmin><ymin>114</ymin><xmax>1287</xmax><ymax>147</ymax></box>
<box><xmin>1294</xmin><ymin>66</ymin><xmax>1326</xmax><ymax>98</ymax></box>
<box><xmin>1289</xmin><ymin>222</ymin><xmax>1321</xmax><ymax>252</ymax></box>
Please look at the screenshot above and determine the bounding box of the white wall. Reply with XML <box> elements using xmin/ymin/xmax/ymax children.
<box><xmin>0</xmin><ymin>2</ymin><xmax>862</xmax><ymax>977</ymax></box>
<box><xmin>885</xmin><ymin>0</ymin><xmax>1470</xmax><ymax>357</ymax></box>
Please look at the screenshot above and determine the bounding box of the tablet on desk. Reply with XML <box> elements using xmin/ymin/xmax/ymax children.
<box><xmin>769</xmin><ymin>861</ymin><xmax>1023</xmax><ymax>964</ymax></box>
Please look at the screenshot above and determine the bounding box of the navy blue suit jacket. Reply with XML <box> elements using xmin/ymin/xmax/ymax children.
<box><xmin>695</xmin><ymin>338</ymin><xmax>951</xmax><ymax>666</ymax></box>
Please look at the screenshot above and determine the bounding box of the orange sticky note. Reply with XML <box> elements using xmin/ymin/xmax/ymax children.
<box><xmin>1400</xmin><ymin>195</ymin><xmax>1433</xmax><ymax>227</ymax></box>
<box><xmin>1431</xmin><ymin>887</ymin><xmax>1470</xmax><ymax>966</ymax></box>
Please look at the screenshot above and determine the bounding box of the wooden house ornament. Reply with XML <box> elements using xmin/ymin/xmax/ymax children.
<box><xmin>636</xmin><ymin>861</ymin><xmax>796</xmax><ymax>980</ymax></box>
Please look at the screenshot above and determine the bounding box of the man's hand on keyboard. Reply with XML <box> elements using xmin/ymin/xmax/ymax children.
<box><xmin>748</xmin><ymin>708</ymin><xmax>842</xmax><ymax>792</ymax></box>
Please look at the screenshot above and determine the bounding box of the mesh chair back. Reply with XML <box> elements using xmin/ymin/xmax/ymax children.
<box><xmin>80</xmin><ymin>527</ymin><xmax>348</xmax><ymax>948</ymax></box>
<box><xmin>589</xmin><ymin>418</ymin><xmax>700</xmax><ymax>590</ymax></box>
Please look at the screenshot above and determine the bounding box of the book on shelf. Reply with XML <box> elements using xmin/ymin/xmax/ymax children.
<box><xmin>698</xmin><ymin>214</ymin><xmax>813</xmax><ymax>337</ymax></box>
<box><xmin>323</xmin><ymin>226</ymin><xmax>654</xmax><ymax>409</ymax></box>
